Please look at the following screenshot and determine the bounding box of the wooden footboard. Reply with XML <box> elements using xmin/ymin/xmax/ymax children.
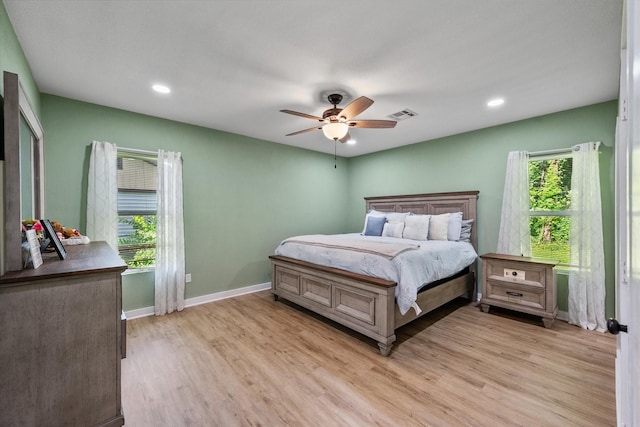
<box><xmin>270</xmin><ymin>255</ymin><xmax>475</xmax><ymax>356</ymax></box>
<box><xmin>270</xmin><ymin>255</ymin><xmax>398</xmax><ymax>356</ymax></box>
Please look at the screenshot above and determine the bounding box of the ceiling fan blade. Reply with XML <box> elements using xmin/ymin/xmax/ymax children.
<box><xmin>338</xmin><ymin>96</ymin><xmax>374</xmax><ymax>120</ymax></box>
<box><xmin>338</xmin><ymin>132</ymin><xmax>351</xmax><ymax>143</ymax></box>
<box><xmin>285</xmin><ymin>126</ymin><xmax>323</xmax><ymax>136</ymax></box>
<box><xmin>349</xmin><ymin>120</ymin><xmax>397</xmax><ymax>129</ymax></box>
<box><xmin>280</xmin><ymin>109</ymin><xmax>324</xmax><ymax>121</ymax></box>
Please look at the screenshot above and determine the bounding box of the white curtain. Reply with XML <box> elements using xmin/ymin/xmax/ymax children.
<box><xmin>497</xmin><ymin>151</ymin><xmax>531</xmax><ymax>256</ymax></box>
<box><xmin>86</xmin><ymin>141</ymin><xmax>118</xmax><ymax>251</ymax></box>
<box><xmin>155</xmin><ymin>150</ymin><xmax>186</xmax><ymax>316</ymax></box>
<box><xmin>568</xmin><ymin>142</ymin><xmax>606</xmax><ymax>331</ymax></box>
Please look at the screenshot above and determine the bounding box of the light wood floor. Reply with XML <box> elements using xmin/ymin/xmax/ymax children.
<box><xmin>121</xmin><ymin>291</ymin><xmax>616</xmax><ymax>426</ymax></box>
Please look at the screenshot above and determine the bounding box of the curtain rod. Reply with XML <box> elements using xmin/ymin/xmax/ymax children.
<box><xmin>117</xmin><ymin>146</ymin><xmax>157</xmax><ymax>156</ymax></box>
<box><xmin>528</xmin><ymin>141</ymin><xmax>601</xmax><ymax>158</ymax></box>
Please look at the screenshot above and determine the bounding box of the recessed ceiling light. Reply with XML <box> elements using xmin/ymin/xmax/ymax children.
<box><xmin>152</xmin><ymin>84</ymin><xmax>171</xmax><ymax>94</ymax></box>
<box><xmin>347</xmin><ymin>138</ymin><xmax>356</xmax><ymax>145</ymax></box>
<box><xmin>487</xmin><ymin>98</ymin><xmax>505</xmax><ymax>107</ymax></box>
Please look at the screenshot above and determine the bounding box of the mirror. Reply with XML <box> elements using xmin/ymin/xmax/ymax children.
<box><xmin>3</xmin><ymin>71</ymin><xmax>45</xmax><ymax>272</ymax></box>
<box><xmin>20</xmin><ymin>116</ymin><xmax>33</xmax><ymax>218</ymax></box>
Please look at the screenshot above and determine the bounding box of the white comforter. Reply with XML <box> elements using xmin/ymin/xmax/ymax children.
<box><xmin>275</xmin><ymin>234</ymin><xmax>478</xmax><ymax>315</ymax></box>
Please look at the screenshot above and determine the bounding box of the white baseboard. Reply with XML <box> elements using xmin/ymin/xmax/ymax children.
<box><xmin>127</xmin><ymin>285</ymin><xmax>568</xmax><ymax>323</ymax></box>
<box><xmin>124</xmin><ymin>282</ymin><xmax>272</xmax><ymax>320</ymax></box>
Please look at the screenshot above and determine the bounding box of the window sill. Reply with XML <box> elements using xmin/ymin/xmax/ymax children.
<box><xmin>123</xmin><ymin>267</ymin><xmax>155</xmax><ymax>275</ymax></box>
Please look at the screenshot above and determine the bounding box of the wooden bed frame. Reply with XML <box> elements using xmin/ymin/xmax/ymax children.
<box><xmin>269</xmin><ymin>191</ymin><xmax>479</xmax><ymax>356</ymax></box>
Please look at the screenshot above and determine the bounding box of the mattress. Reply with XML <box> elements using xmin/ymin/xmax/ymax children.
<box><xmin>275</xmin><ymin>233</ymin><xmax>478</xmax><ymax>315</ymax></box>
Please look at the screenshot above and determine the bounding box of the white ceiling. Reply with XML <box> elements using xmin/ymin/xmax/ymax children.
<box><xmin>4</xmin><ymin>0</ymin><xmax>623</xmax><ymax>157</ymax></box>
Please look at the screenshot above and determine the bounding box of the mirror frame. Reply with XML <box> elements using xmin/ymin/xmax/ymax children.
<box><xmin>3</xmin><ymin>71</ymin><xmax>45</xmax><ymax>271</ymax></box>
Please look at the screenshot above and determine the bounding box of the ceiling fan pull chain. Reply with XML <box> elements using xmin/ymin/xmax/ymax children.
<box><xmin>334</xmin><ymin>139</ymin><xmax>337</xmax><ymax>168</ymax></box>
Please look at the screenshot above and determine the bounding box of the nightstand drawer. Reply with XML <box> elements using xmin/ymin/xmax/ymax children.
<box><xmin>486</xmin><ymin>279</ymin><xmax>545</xmax><ymax>310</ymax></box>
<box><xmin>485</xmin><ymin>261</ymin><xmax>547</xmax><ymax>287</ymax></box>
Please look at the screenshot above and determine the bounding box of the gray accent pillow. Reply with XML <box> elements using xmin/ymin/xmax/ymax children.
<box><xmin>459</xmin><ymin>219</ymin><xmax>474</xmax><ymax>242</ymax></box>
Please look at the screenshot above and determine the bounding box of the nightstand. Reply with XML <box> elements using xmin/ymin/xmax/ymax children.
<box><xmin>480</xmin><ymin>253</ymin><xmax>559</xmax><ymax>328</ymax></box>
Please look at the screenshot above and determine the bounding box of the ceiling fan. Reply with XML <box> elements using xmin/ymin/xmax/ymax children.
<box><xmin>280</xmin><ymin>93</ymin><xmax>397</xmax><ymax>143</ymax></box>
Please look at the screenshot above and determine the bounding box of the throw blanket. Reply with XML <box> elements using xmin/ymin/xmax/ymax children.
<box><xmin>282</xmin><ymin>234</ymin><xmax>419</xmax><ymax>259</ymax></box>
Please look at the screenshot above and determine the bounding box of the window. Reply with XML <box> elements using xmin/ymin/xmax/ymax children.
<box><xmin>117</xmin><ymin>152</ymin><xmax>157</xmax><ymax>269</ymax></box>
<box><xmin>528</xmin><ymin>155</ymin><xmax>572</xmax><ymax>267</ymax></box>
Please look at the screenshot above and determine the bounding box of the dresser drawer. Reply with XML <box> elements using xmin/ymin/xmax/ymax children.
<box><xmin>485</xmin><ymin>279</ymin><xmax>545</xmax><ymax>310</ymax></box>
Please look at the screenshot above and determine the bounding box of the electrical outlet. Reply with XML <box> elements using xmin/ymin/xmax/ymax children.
<box><xmin>185</xmin><ymin>273</ymin><xmax>192</xmax><ymax>283</ymax></box>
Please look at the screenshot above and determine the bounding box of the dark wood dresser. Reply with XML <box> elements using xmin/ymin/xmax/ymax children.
<box><xmin>0</xmin><ymin>241</ymin><xmax>127</xmax><ymax>427</ymax></box>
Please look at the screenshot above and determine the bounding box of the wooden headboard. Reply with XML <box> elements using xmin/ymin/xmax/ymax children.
<box><xmin>365</xmin><ymin>190</ymin><xmax>480</xmax><ymax>254</ymax></box>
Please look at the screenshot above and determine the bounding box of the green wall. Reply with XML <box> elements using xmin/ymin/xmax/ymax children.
<box><xmin>41</xmin><ymin>95</ymin><xmax>349</xmax><ymax>310</ymax></box>
<box><xmin>1</xmin><ymin>2</ymin><xmax>41</xmax><ymax>274</ymax></box>
<box><xmin>346</xmin><ymin>101</ymin><xmax>618</xmax><ymax>317</ymax></box>
<box><xmin>42</xmin><ymin>96</ymin><xmax>617</xmax><ymax>316</ymax></box>
<box><xmin>0</xmin><ymin>2</ymin><xmax>40</xmax><ymax>114</ymax></box>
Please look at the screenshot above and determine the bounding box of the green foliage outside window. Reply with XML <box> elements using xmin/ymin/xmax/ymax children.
<box><xmin>118</xmin><ymin>215</ymin><xmax>156</xmax><ymax>268</ymax></box>
<box><xmin>529</xmin><ymin>158</ymin><xmax>572</xmax><ymax>264</ymax></box>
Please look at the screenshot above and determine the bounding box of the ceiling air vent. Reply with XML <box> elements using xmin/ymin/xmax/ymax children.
<box><xmin>388</xmin><ymin>108</ymin><xmax>418</xmax><ymax>121</ymax></box>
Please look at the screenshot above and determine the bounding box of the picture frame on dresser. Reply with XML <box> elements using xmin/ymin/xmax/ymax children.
<box><xmin>41</xmin><ymin>219</ymin><xmax>67</xmax><ymax>260</ymax></box>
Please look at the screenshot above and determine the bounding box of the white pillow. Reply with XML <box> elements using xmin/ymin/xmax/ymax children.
<box><xmin>386</xmin><ymin>212</ymin><xmax>409</xmax><ymax>223</ymax></box>
<box><xmin>369</xmin><ymin>210</ymin><xmax>409</xmax><ymax>223</ymax></box>
<box><xmin>447</xmin><ymin>212</ymin><xmax>463</xmax><ymax>241</ymax></box>
<box><xmin>382</xmin><ymin>221</ymin><xmax>405</xmax><ymax>238</ymax></box>
<box><xmin>429</xmin><ymin>213</ymin><xmax>451</xmax><ymax>240</ymax></box>
<box><xmin>403</xmin><ymin>215</ymin><xmax>430</xmax><ymax>240</ymax></box>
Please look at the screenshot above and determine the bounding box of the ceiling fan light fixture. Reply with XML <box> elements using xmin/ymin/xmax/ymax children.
<box><xmin>322</xmin><ymin>122</ymin><xmax>349</xmax><ymax>140</ymax></box>
<box><xmin>281</xmin><ymin>94</ymin><xmax>395</xmax><ymax>144</ymax></box>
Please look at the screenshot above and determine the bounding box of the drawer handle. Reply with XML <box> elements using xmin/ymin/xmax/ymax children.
<box><xmin>506</xmin><ymin>291</ymin><xmax>523</xmax><ymax>297</ymax></box>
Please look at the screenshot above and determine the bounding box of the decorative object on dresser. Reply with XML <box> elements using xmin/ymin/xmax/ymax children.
<box><xmin>0</xmin><ymin>242</ymin><xmax>127</xmax><ymax>427</ymax></box>
<box><xmin>270</xmin><ymin>191</ymin><xmax>479</xmax><ymax>356</ymax></box>
<box><xmin>40</xmin><ymin>218</ymin><xmax>67</xmax><ymax>260</ymax></box>
<box><xmin>480</xmin><ymin>253</ymin><xmax>559</xmax><ymax>328</ymax></box>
